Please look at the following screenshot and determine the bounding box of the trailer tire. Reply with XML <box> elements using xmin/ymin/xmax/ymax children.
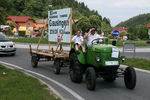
<box><xmin>31</xmin><ymin>54</ymin><xmax>38</xmax><ymax>68</ymax></box>
<box><xmin>53</xmin><ymin>59</ymin><xmax>61</xmax><ymax>74</ymax></box>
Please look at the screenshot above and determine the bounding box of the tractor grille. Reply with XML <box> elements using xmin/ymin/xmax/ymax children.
<box><xmin>1</xmin><ymin>46</ymin><xmax>6</xmax><ymax>48</ymax></box>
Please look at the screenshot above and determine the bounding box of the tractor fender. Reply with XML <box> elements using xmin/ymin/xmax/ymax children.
<box><xmin>69</xmin><ymin>48</ymin><xmax>85</xmax><ymax>65</ymax></box>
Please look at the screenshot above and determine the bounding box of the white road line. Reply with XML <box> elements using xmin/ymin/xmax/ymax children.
<box><xmin>121</xmin><ymin>64</ymin><xmax>150</xmax><ymax>74</ymax></box>
<box><xmin>0</xmin><ymin>61</ymin><xmax>85</xmax><ymax>100</ymax></box>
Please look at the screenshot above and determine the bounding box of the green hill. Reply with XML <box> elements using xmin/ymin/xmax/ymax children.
<box><xmin>116</xmin><ymin>13</ymin><xmax>150</xmax><ymax>27</ymax></box>
<box><xmin>0</xmin><ymin>0</ymin><xmax>102</xmax><ymax>24</ymax></box>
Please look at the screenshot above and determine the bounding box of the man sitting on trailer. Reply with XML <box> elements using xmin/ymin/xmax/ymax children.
<box><xmin>71</xmin><ymin>30</ymin><xmax>86</xmax><ymax>55</ymax></box>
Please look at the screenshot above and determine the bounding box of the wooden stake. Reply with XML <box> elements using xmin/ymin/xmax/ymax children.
<box><xmin>36</xmin><ymin>19</ymin><xmax>48</xmax><ymax>51</ymax></box>
<box><xmin>56</xmin><ymin>14</ymin><xmax>71</xmax><ymax>51</ymax></box>
<box><xmin>70</xmin><ymin>8</ymin><xmax>73</xmax><ymax>50</ymax></box>
<box><xmin>48</xmin><ymin>41</ymin><xmax>51</xmax><ymax>50</ymax></box>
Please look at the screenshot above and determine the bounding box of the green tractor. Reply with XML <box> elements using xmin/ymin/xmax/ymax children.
<box><xmin>69</xmin><ymin>38</ymin><xmax>136</xmax><ymax>91</ymax></box>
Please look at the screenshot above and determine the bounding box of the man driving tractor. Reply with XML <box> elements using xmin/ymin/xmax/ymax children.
<box><xmin>84</xmin><ymin>27</ymin><xmax>102</xmax><ymax>46</ymax></box>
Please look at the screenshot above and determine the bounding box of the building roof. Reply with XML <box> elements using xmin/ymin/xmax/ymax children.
<box><xmin>112</xmin><ymin>27</ymin><xmax>128</xmax><ymax>32</ymax></box>
<box><xmin>7</xmin><ymin>16</ymin><xmax>34</xmax><ymax>22</ymax></box>
<box><xmin>35</xmin><ymin>19</ymin><xmax>48</xmax><ymax>24</ymax></box>
<box><xmin>147</xmin><ymin>23</ymin><xmax>150</xmax><ymax>28</ymax></box>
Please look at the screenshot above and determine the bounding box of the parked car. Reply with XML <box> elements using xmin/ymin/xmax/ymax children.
<box><xmin>0</xmin><ymin>32</ymin><xmax>16</xmax><ymax>55</ymax></box>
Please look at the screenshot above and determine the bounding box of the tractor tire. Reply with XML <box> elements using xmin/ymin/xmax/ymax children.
<box><xmin>69</xmin><ymin>53</ymin><xmax>83</xmax><ymax>83</ymax></box>
<box><xmin>85</xmin><ymin>67</ymin><xmax>96</xmax><ymax>91</ymax></box>
<box><xmin>124</xmin><ymin>66</ymin><xmax>136</xmax><ymax>89</ymax></box>
<box><xmin>31</xmin><ymin>54</ymin><xmax>38</xmax><ymax>68</ymax></box>
<box><xmin>53</xmin><ymin>59</ymin><xmax>61</xmax><ymax>74</ymax></box>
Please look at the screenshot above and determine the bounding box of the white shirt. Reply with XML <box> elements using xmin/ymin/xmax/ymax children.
<box><xmin>86</xmin><ymin>33</ymin><xmax>101</xmax><ymax>46</ymax></box>
<box><xmin>72</xmin><ymin>35</ymin><xmax>84</xmax><ymax>45</ymax></box>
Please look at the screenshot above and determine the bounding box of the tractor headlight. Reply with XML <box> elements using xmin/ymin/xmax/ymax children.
<box><xmin>96</xmin><ymin>56</ymin><xmax>100</xmax><ymax>62</ymax></box>
<box><xmin>121</xmin><ymin>56</ymin><xmax>126</xmax><ymax>62</ymax></box>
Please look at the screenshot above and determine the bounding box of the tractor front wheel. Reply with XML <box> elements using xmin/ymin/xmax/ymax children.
<box><xmin>124</xmin><ymin>66</ymin><xmax>136</xmax><ymax>89</ymax></box>
<box><xmin>85</xmin><ymin>67</ymin><xmax>96</xmax><ymax>91</ymax></box>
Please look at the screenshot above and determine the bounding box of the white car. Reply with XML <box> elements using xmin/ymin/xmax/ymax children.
<box><xmin>0</xmin><ymin>32</ymin><xmax>16</xmax><ymax>55</ymax></box>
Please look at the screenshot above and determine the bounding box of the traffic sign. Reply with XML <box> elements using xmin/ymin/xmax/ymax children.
<box><xmin>113</xmin><ymin>30</ymin><xmax>119</xmax><ymax>37</ymax></box>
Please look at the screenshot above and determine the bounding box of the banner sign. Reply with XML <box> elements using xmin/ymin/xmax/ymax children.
<box><xmin>48</xmin><ymin>8</ymin><xmax>71</xmax><ymax>43</ymax></box>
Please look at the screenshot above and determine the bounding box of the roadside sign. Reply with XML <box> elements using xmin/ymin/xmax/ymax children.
<box><xmin>113</xmin><ymin>30</ymin><xmax>119</xmax><ymax>37</ymax></box>
<box><xmin>123</xmin><ymin>42</ymin><xmax>136</xmax><ymax>58</ymax></box>
<box><xmin>48</xmin><ymin>8</ymin><xmax>72</xmax><ymax>43</ymax></box>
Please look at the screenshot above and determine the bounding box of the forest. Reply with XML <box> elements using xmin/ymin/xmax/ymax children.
<box><xmin>116</xmin><ymin>13</ymin><xmax>150</xmax><ymax>27</ymax></box>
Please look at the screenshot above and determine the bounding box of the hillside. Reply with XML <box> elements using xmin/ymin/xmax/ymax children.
<box><xmin>0</xmin><ymin>0</ymin><xmax>102</xmax><ymax>24</ymax></box>
<box><xmin>116</xmin><ymin>13</ymin><xmax>150</xmax><ymax>27</ymax></box>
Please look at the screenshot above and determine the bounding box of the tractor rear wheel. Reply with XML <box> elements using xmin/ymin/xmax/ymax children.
<box><xmin>85</xmin><ymin>67</ymin><xmax>96</xmax><ymax>91</ymax></box>
<box><xmin>124</xmin><ymin>66</ymin><xmax>136</xmax><ymax>89</ymax></box>
<box><xmin>69</xmin><ymin>53</ymin><xmax>83</xmax><ymax>83</ymax></box>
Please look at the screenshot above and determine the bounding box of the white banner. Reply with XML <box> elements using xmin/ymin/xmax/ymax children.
<box><xmin>48</xmin><ymin>8</ymin><xmax>71</xmax><ymax>43</ymax></box>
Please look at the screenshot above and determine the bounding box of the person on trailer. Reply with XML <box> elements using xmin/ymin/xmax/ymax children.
<box><xmin>71</xmin><ymin>30</ymin><xmax>86</xmax><ymax>54</ymax></box>
<box><xmin>84</xmin><ymin>27</ymin><xmax>102</xmax><ymax>47</ymax></box>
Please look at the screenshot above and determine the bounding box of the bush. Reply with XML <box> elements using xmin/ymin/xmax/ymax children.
<box><xmin>19</xmin><ymin>31</ymin><xmax>26</xmax><ymax>36</ymax></box>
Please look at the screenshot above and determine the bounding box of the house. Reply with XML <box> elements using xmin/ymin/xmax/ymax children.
<box><xmin>34</xmin><ymin>19</ymin><xmax>48</xmax><ymax>31</ymax></box>
<box><xmin>112</xmin><ymin>27</ymin><xmax>128</xmax><ymax>32</ymax></box>
<box><xmin>7</xmin><ymin>16</ymin><xmax>35</xmax><ymax>35</ymax></box>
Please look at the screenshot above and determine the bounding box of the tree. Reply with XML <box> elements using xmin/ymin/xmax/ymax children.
<box><xmin>76</xmin><ymin>16</ymin><xmax>91</xmax><ymax>34</ymax></box>
<box><xmin>101</xmin><ymin>22</ymin><xmax>112</xmax><ymax>36</ymax></box>
<box><xmin>103</xmin><ymin>17</ymin><xmax>110</xmax><ymax>25</ymax></box>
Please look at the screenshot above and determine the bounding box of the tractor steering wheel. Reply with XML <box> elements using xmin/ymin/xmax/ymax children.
<box><xmin>91</xmin><ymin>38</ymin><xmax>102</xmax><ymax>44</ymax></box>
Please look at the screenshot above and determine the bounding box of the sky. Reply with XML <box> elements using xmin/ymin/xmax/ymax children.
<box><xmin>77</xmin><ymin>0</ymin><xmax>150</xmax><ymax>26</ymax></box>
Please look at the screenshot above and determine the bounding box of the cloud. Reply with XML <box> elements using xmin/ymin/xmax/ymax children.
<box><xmin>113</xmin><ymin>0</ymin><xmax>150</xmax><ymax>8</ymax></box>
<box><xmin>77</xmin><ymin>0</ymin><xmax>150</xmax><ymax>26</ymax></box>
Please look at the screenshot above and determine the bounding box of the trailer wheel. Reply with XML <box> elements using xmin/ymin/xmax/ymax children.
<box><xmin>31</xmin><ymin>54</ymin><xmax>38</xmax><ymax>68</ymax></box>
<box><xmin>69</xmin><ymin>53</ymin><xmax>83</xmax><ymax>83</ymax></box>
<box><xmin>85</xmin><ymin>67</ymin><xmax>96</xmax><ymax>91</ymax></box>
<box><xmin>53</xmin><ymin>59</ymin><xmax>61</xmax><ymax>74</ymax></box>
<box><xmin>124</xmin><ymin>66</ymin><xmax>136</xmax><ymax>89</ymax></box>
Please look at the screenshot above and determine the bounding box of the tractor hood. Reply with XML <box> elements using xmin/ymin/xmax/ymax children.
<box><xmin>90</xmin><ymin>44</ymin><xmax>117</xmax><ymax>53</ymax></box>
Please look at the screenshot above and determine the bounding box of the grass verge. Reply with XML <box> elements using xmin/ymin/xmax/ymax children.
<box><xmin>0</xmin><ymin>64</ymin><xmax>60</xmax><ymax>100</ymax></box>
<box><xmin>121</xmin><ymin>58</ymin><xmax>150</xmax><ymax>70</ymax></box>
<box><xmin>10</xmin><ymin>37</ymin><xmax>69</xmax><ymax>45</ymax></box>
<box><xmin>10</xmin><ymin>37</ymin><xmax>150</xmax><ymax>47</ymax></box>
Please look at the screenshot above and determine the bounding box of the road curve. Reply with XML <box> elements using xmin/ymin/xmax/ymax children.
<box><xmin>0</xmin><ymin>48</ymin><xmax>150</xmax><ymax>100</ymax></box>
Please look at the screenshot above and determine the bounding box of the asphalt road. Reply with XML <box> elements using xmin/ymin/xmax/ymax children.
<box><xmin>0</xmin><ymin>48</ymin><xmax>150</xmax><ymax>100</ymax></box>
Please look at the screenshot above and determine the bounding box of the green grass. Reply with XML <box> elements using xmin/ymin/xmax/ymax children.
<box><xmin>0</xmin><ymin>65</ymin><xmax>60</xmax><ymax>100</ymax></box>
<box><xmin>121</xmin><ymin>58</ymin><xmax>150</xmax><ymax>70</ymax></box>
<box><xmin>10</xmin><ymin>37</ymin><xmax>150</xmax><ymax>47</ymax></box>
<box><xmin>10</xmin><ymin>37</ymin><xmax>69</xmax><ymax>45</ymax></box>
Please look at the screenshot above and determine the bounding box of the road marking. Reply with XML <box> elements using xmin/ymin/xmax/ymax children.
<box><xmin>121</xmin><ymin>64</ymin><xmax>150</xmax><ymax>74</ymax></box>
<box><xmin>0</xmin><ymin>61</ymin><xmax>85</xmax><ymax>100</ymax></box>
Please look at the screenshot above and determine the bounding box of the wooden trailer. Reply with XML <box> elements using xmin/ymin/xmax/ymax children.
<box><xmin>29</xmin><ymin>8</ymin><xmax>73</xmax><ymax>74</ymax></box>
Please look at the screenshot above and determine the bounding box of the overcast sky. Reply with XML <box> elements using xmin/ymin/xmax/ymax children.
<box><xmin>77</xmin><ymin>0</ymin><xmax>150</xmax><ymax>26</ymax></box>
